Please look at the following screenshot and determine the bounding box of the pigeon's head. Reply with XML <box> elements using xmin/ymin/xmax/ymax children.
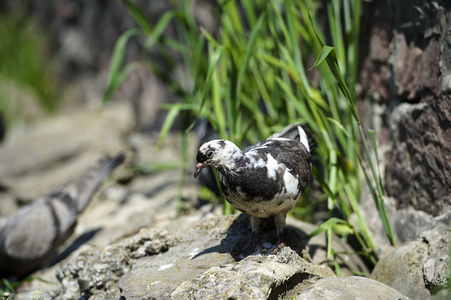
<box><xmin>194</xmin><ymin>139</ymin><xmax>240</xmax><ymax>178</ymax></box>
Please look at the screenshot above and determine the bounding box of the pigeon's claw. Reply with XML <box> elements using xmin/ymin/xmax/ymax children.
<box><xmin>270</xmin><ymin>242</ymin><xmax>286</xmax><ymax>255</ymax></box>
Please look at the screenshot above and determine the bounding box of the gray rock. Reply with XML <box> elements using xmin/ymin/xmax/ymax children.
<box><xmin>371</xmin><ymin>210</ymin><xmax>451</xmax><ymax>299</ymax></box>
<box><xmin>172</xmin><ymin>247</ymin><xmax>334</xmax><ymax>300</ymax></box>
<box><xmin>371</xmin><ymin>241</ymin><xmax>430</xmax><ymax>299</ymax></box>
<box><xmin>53</xmin><ymin>214</ymin><xmax>353</xmax><ymax>299</ymax></box>
<box><xmin>119</xmin><ymin>216</ymin><xmax>238</xmax><ymax>299</ymax></box>
<box><xmin>296</xmin><ymin>276</ymin><xmax>410</xmax><ymax>300</ymax></box>
<box><xmin>53</xmin><ymin>228</ymin><xmax>171</xmax><ymax>299</ymax></box>
<box><xmin>121</xmin><ymin>252</ymin><xmax>235</xmax><ymax>299</ymax></box>
<box><xmin>358</xmin><ymin>191</ymin><xmax>434</xmax><ymax>257</ymax></box>
<box><xmin>420</xmin><ymin>213</ymin><xmax>451</xmax><ymax>290</ymax></box>
<box><xmin>391</xmin><ymin>206</ymin><xmax>433</xmax><ymax>244</ymax></box>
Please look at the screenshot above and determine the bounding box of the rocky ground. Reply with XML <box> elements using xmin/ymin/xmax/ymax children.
<box><xmin>0</xmin><ymin>103</ymin><xmax>448</xmax><ymax>300</ymax></box>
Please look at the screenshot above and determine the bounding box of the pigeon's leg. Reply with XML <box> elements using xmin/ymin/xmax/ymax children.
<box><xmin>248</xmin><ymin>216</ymin><xmax>261</xmax><ymax>254</ymax></box>
<box><xmin>271</xmin><ymin>212</ymin><xmax>287</xmax><ymax>255</ymax></box>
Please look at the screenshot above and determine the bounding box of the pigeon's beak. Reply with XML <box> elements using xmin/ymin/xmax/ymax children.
<box><xmin>194</xmin><ymin>162</ymin><xmax>206</xmax><ymax>178</ymax></box>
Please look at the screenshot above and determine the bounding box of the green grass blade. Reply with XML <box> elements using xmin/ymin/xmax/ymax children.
<box><xmin>154</xmin><ymin>103</ymin><xmax>198</xmax><ymax>153</ymax></box>
<box><xmin>234</xmin><ymin>12</ymin><xmax>266</xmax><ymax>132</ymax></box>
<box><xmin>123</xmin><ymin>0</ymin><xmax>153</xmax><ymax>35</ymax></box>
<box><xmin>309</xmin><ymin>46</ymin><xmax>334</xmax><ymax>70</ymax></box>
<box><xmin>144</xmin><ymin>10</ymin><xmax>176</xmax><ymax>50</ymax></box>
<box><xmin>212</xmin><ymin>65</ymin><xmax>227</xmax><ymax>138</ymax></box>
<box><xmin>334</xmin><ymin>254</ymin><xmax>343</xmax><ymax>276</ymax></box>
<box><xmin>303</xmin><ymin>217</ymin><xmax>349</xmax><ymax>239</ymax></box>
<box><xmin>103</xmin><ymin>28</ymin><xmax>140</xmax><ymax>104</ymax></box>
<box><xmin>103</xmin><ymin>62</ymin><xmax>141</xmax><ymax>104</ymax></box>
<box><xmin>369</xmin><ymin>129</ymin><xmax>385</xmax><ymax>197</ymax></box>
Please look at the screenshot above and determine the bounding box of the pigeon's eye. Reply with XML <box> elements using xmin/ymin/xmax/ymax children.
<box><xmin>207</xmin><ymin>150</ymin><xmax>214</xmax><ymax>158</ymax></box>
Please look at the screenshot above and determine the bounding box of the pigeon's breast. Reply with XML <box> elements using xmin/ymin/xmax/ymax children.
<box><xmin>218</xmin><ymin>163</ymin><xmax>302</xmax><ymax>218</ymax></box>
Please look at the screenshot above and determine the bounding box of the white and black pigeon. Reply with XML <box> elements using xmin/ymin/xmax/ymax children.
<box><xmin>194</xmin><ymin>123</ymin><xmax>315</xmax><ymax>254</ymax></box>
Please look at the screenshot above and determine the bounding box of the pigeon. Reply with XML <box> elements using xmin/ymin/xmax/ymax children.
<box><xmin>0</xmin><ymin>152</ymin><xmax>125</xmax><ymax>278</ymax></box>
<box><xmin>194</xmin><ymin>123</ymin><xmax>315</xmax><ymax>254</ymax></box>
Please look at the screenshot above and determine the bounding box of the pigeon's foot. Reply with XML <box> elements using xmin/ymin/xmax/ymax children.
<box><xmin>256</xmin><ymin>243</ymin><xmax>268</xmax><ymax>254</ymax></box>
<box><xmin>246</xmin><ymin>242</ymin><xmax>264</xmax><ymax>255</ymax></box>
<box><xmin>269</xmin><ymin>242</ymin><xmax>286</xmax><ymax>255</ymax></box>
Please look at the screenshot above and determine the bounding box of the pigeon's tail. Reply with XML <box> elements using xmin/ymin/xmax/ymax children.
<box><xmin>67</xmin><ymin>152</ymin><xmax>126</xmax><ymax>213</ymax></box>
<box><xmin>269</xmin><ymin>123</ymin><xmax>317</xmax><ymax>153</ymax></box>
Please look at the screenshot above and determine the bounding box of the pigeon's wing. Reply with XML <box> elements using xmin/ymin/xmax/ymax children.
<box><xmin>244</xmin><ymin>123</ymin><xmax>316</xmax><ymax>154</ymax></box>
<box><xmin>267</xmin><ymin>123</ymin><xmax>302</xmax><ymax>140</ymax></box>
<box><xmin>243</xmin><ymin>123</ymin><xmax>302</xmax><ymax>153</ymax></box>
<box><xmin>267</xmin><ymin>139</ymin><xmax>312</xmax><ymax>193</ymax></box>
<box><xmin>243</xmin><ymin>139</ymin><xmax>268</xmax><ymax>153</ymax></box>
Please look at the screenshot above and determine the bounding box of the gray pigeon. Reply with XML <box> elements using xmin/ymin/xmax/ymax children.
<box><xmin>194</xmin><ymin>123</ymin><xmax>315</xmax><ymax>254</ymax></box>
<box><xmin>0</xmin><ymin>153</ymin><xmax>125</xmax><ymax>278</ymax></box>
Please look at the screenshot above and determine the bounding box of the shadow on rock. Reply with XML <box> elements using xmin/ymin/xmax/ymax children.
<box><xmin>51</xmin><ymin>227</ymin><xmax>102</xmax><ymax>265</ymax></box>
<box><xmin>193</xmin><ymin>213</ymin><xmax>308</xmax><ymax>262</ymax></box>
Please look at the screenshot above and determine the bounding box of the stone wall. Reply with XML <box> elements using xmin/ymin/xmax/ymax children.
<box><xmin>359</xmin><ymin>0</ymin><xmax>451</xmax><ymax>216</ymax></box>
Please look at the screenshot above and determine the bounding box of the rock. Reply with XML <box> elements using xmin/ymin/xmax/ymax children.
<box><xmin>357</xmin><ymin>10</ymin><xmax>451</xmax><ymax>297</ymax></box>
<box><xmin>287</xmin><ymin>218</ymin><xmax>369</xmax><ymax>277</ymax></box>
<box><xmin>0</xmin><ymin>103</ymin><xmax>133</xmax><ymax>202</ymax></box>
<box><xmin>358</xmin><ymin>191</ymin><xmax>434</xmax><ymax>257</ymax></box>
<box><xmin>23</xmin><ymin>290</ymin><xmax>51</xmax><ymax>300</ymax></box>
<box><xmin>171</xmin><ymin>247</ymin><xmax>334</xmax><ymax>300</ymax></box>
<box><xmin>120</xmin><ymin>214</ymin><xmax>337</xmax><ymax>300</ymax></box>
<box><xmin>371</xmin><ymin>241</ymin><xmax>430</xmax><ymax>299</ymax></box>
<box><xmin>371</xmin><ymin>210</ymin><xmax>451</xmax><ymax>299</ymax></box>
<box><xmin>420</xmin><ymin>213</ymin><xmax>451</xmax><ymax>291</ymax></box>
<box><xmin>358</xmin><ymin>0</ymin><xmax>393</xmax><ymax>104</ymax></box>
<box><xmin>391</xmin><ymin>206</ymin><xmax>433</xmax><ymax>244</ymax></box>
<box><xmin>296</xmin><ymin>276</ymin><xmax>410</xmax><ymax>300</ymax></box>
<box><xmin>51</xmin><ymin>213</ymin><xmax>369</xmax><ymax>299</ymax></box>
<box><xmin>384</xmin><ymin>100</ymin><xmax>451</xmax><ymax>216</ymax></box>
<box><xmin>0</xmin><ymin>78</ymin><xmax>48</xmax><ymax>126</ymax></box>
<box><xmin>118</xmin><ymin>216</ymin><xmax>239</xmax><ymax>300</ymax></box>
<box><xmin>358</xmin><ymin>0</ymin><xmax>451</xmax><ymax>217</ymax></box>
<box><xmin>391</xmin><ymin>33</ymin><xmax>442</xmax><ymax>101</ymax></box>
<box><xmin>53</xmin><ymin>228</ymin><xmax>172</xmax><ymax>299</ymax></box>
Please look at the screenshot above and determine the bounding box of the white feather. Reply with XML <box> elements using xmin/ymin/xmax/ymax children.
<box><xmin>297</xmin><ymin>126</ymin><xmax>310</xmax><ymax>152</ymax></box>
<box><xmin>265</xmin><ymin>153</ymin><xmax>279</xmax><ymax>179</ymax></box>
<box><xmin>283</xmin><ymin>169</ymin><xmax>299</xmax><ymax>196</ymax></box>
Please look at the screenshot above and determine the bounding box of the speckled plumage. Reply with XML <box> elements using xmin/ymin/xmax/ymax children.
<box><xmin>194</xmin><ymin>123</ymin><xmax>314</xmax><ymax>253</ymax></box>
